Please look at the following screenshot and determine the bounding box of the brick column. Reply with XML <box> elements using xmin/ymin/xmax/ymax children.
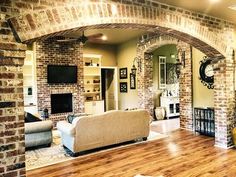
<box><xmin>0</xmin><ymin>43</ymin><xmax>26</xmax><ymax>176</ymax></box>
<box><xmin>214</xmin><ymin>50</ymin><xmax>236</xmax><ymax>148</ymax></box>
<box><xmin>137</xmin><ymin>50</ymin><xmax>154</xmax><ymax>116</ymax></box>
<box><xmin>178</xmin><ymin>43</ymin><xmax>193</xmax><ymax>130</ymax></box>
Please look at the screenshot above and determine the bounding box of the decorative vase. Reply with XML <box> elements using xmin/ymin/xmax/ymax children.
<box><xmin>155</xmin><ymin>107</ymin><xmax>166</xmax><ymax>120</ymax></box>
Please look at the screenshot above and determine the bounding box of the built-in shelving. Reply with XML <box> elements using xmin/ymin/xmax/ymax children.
<box><xmin>83</xmin><ymin>92</ymin><xmax>101</xmax><ymax>95</ymax></box>
<box><xmin>84</xmin><ymin>83</ymin><xmax>100</xmax><ymax>86</ymax></box>
<box><xmin>83</xmin><ymin>54</ymin><xmax>104</xmax><ymax>114</ymax></box>
<box><xmin>83</xmin><ymin>54</ymin><xmax>102</xmax><ymax>101</ymax></box>
<box><xmin>23</xmin><ymin>49</ymin><xmax>38</xmax><ymax>114</ymax></box>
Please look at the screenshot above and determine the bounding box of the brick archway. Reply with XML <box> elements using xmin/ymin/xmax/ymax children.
<box><xmin>1</xmin><ymin>0</ymin><xmax>236</xmax><ymax>175</ymax></box>
<box><xmin>136</xmin><ymin>35</ymin><xmax>178</xmax><ymax>113</ymax></box>
<box><xmin>135</xmin><ymin>33</ymin><xmax>235</xmax><ymax>149</ymax></box>
<box><xmin>8</xmin><ymin>1</ymin><xmax>233</xmax><ymax>57</ymax></box>
<box><xmin>136</xmin><ymin>34</ymin><xmax>193</xmax><ymax>130</ymax></box>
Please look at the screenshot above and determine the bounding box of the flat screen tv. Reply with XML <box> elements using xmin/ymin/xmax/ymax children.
<box><xmin>47</xmin><ymin>65</ymin><xmax>77</xmax><ymax>84</ymax></box>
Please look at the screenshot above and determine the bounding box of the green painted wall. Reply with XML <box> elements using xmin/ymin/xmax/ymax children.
<box><xmin>152</xmin><ymin>44</ymin><xmax>177</xmax><ymax>107</ymax></box>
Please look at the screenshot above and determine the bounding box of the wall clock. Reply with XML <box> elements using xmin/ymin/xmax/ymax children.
<box><xmin>199</xmin><ymin>57</ymin><xmax>214</xmax><ymax>89</ymax></box>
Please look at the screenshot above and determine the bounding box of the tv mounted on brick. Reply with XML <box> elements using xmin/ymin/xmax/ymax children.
<box><xmin>47</xmin><ymin>65</ymin><xmax>77</xmax><ymax>84</ymax></box>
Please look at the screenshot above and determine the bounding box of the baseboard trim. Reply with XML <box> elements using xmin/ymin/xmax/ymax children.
<box><xmin>214</xmin><ymin>144</ymin><xmax>234</xmax><ymax>149</ymax></box>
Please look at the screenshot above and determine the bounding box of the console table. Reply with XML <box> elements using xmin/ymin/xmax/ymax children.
<box><xmin>160</xmin><ymin>96</ymin><xmax>180</xmax><ymax>119</ymax></box>
<box><xmin>194</xmin><ymin>107</ymin><xmax>215</xmax><ymax>137</ymax></box>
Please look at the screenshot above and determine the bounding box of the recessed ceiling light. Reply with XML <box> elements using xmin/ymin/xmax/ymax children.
<box><xmin>101</xmin><ymin>35</ymin><xmax>107</xmax><ymax>41</ymax></box>
<box><xmin>228</xmin><ymin>4</ymin><xmax>236</xmax><ymax>11</ymax></box>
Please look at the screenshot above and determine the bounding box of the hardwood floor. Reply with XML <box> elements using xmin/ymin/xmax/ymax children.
<box><xmin>27</xmin><ymin>129</ymin><xmax>236</xmax><ymax>177</ymax></box>
<box><xmin>150</xmin><ymin>118</ymin><xmax>180</xmax><ymax>133</ymax></box>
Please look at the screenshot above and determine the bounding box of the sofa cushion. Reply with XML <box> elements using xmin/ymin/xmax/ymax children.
<box><xmin>25</xmin><ymin>120</ymin><xmax>53</xmax><ymax>134</ymax></box>
<box><xmin>57</xmin><ymin>121</ymin><xmax>75</xmax><ymax>136</ymax></box>
<box><xmin>25</xmin><ymin>112</ymin><xmax>42</xmax><ymax>123</ymax></box>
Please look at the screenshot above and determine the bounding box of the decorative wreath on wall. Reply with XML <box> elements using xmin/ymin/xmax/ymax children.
<box><xmin>199</xmin><ymin>56</ymin><xmax>214</xmax><ymax>89</ymax></box>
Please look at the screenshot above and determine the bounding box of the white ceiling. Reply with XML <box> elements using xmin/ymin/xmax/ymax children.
<box><xmin>67</xmin><ymin>0</ymin><xmax>236</xmax><ymax>45</ymax></box>
<box><xmin>154</xmin><ymin>0</ymin><xmax>236</xmax><ymax>24</ymax></box>
<box><xmin>67</xmin><ymin>29</ymin><xmax>146</xmax><ymax>45</ymax></box>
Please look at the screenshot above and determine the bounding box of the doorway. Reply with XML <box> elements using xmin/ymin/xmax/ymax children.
<box><xmin>101</xmin><ymin>67</ymin><xmax>118</xmax><ymax>111</ymax></box>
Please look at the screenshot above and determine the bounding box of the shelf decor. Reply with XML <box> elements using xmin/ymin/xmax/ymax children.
<box><xmin>83</xmin><ymin>54</ymin><xmax>104</xmax><ymax>115</ymax></box>
<box><xmin>83</xmin><ymin>54</ymin><xmax>102</xmax><ymax>102</ymax></box>
<box><xmin>120</xmin><ymin>82</ymin><xmax>127</xmax><ymax>93</ymax></box>
<box><xmin>119</xmin><ymin>68</ymin><xmax>127</xmax><ymax>79</ymax></box>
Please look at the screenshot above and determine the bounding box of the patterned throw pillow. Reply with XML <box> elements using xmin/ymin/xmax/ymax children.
<box><xmin>67</xmin><ymin>113</ymin><xmax>90</xmax><ymax>124</ymax></box>
<box><xmin>67</xmin><ymin>114</ymin><xmax>76</xmax><ymax>124</ymax></box>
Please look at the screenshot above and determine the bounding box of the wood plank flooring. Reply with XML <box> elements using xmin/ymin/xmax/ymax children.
<box><xmin>27</xmin><ymin>130</ymin><xmax>236</xmax><ymax>177</ymax></box>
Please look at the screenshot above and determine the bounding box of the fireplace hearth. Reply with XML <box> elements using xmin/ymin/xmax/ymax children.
<box><xmin>51</xmin><ymin>93</ymin><xmax>73</xmax><ymax>114</ymax></box>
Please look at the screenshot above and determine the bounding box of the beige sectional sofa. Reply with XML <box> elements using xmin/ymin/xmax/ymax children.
<box><xmin>57</xmin><ymin>109</ymin><xmax>151</xmax><ymax>156</ymax></box>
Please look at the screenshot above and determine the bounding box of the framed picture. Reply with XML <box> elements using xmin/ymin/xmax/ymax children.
<box><xmin>130</xmin><ymin>73</ymin><xmax>136</xmax><ymax>89</ymax></box>
<box><xmin>120</xmin><ymin>82</ymin><xmax>128</xmax><ymax>93</ymax></box>
<box><xmin>119</xmin><ymin>68</ymin><xmax>127</xmax><ymax>79</ymax></box>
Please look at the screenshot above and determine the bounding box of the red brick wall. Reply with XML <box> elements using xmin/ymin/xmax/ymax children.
<box><xmin>178</xmin><ymin>42</ymin><xmax>193</xmax><ymax>130</ymax></box>
<box><xmin>214</xmin><ymin>53</ymin><xmax>236</xmax><ymax>148</ymax></box>
<box><xmin>0</xmin><ymin>1</ymin><xmax>27</xmax><ymax>176</ymax></box>
<box><xmin>36</xmin><ymin>38</ymin><xmax>84</xmax><ymax>127</ymax></box>
<box><xmin>0</xmin><ymin>64</ymin><xmax>26</xmax><ymax>176</ymax></box>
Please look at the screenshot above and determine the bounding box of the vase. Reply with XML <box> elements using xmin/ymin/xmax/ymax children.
<box><xmin>155</xmin><ymin>107</ymin><xmax>166</xmax><ymax>120</ymax></box>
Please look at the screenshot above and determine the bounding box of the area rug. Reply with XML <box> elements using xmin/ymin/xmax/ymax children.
<box><xmin>26</xmin><ymin>130</ymin><xmax>168</xmax><ymax>170</ymax></box>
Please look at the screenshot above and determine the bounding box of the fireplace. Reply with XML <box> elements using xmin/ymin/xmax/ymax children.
<box><xmin>51</xmin><ymin>93</ymin><xmax>73</xmax><ymax>114</ymax></box>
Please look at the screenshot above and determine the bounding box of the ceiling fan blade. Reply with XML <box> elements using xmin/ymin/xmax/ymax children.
<box><xmin>87</xmin><ymin>33</ymin><xmax>103</xmax><ymax>40</ymax></box>
<box><xmin>78</xmin><ymin>34</ymin><xmax>88</xmax><ymax>44</ymax></box>
<box><xmin>57</xmin><ymin>38</ymin><xmax>77</xmax><ymax>42</ymax></box>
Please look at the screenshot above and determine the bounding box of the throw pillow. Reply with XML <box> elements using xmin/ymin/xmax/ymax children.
<box><xmin>67</xmin><ymin>113</ymin><xmax>90</xmax><ymax>124</ymax></box>
<box><xmin>67</xmin><ymin>114</ymin><xmax>76</xmax><ymax>124</ymax></box>
<box><xmin>25</xmin><ymin>112</ymin><xmax>42</xmax><ymax>123</ymax></box>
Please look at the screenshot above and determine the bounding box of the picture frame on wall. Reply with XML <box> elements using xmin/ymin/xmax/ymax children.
<box><xmin>119</xmin><ymin>68</ymin><xmax>127</xmax><ymax>79</ymax></box>
<box><xmin>130</xmin><ymin>73</ymin><xmax>136</xmax><ymax>89</ymax></box>
<box><xmin>120</xmin><ymin>82</ymin><xmax>128</xmax><ymax>93</ymax></box>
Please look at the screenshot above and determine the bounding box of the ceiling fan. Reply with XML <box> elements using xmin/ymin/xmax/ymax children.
<box><xmin>57</xmin><ymin>31</ymin><xmax>104</xmax><ymax>44</ymax></box>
